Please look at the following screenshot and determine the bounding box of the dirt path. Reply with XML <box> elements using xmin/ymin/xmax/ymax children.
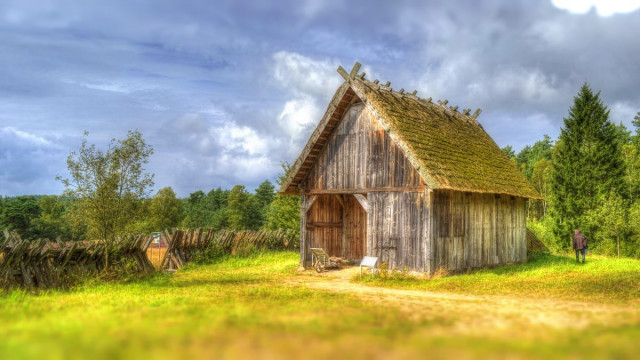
<box><xmin>287</xmin><ymin>267</ymin><xmax>640</xmax><ymax>336</ymax></box>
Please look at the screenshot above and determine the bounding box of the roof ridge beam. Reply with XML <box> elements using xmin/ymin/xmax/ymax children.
<box><xmin>349</xmin><ymin>62</ymin><xmax>361</xmax><ymax>79</ymax></box>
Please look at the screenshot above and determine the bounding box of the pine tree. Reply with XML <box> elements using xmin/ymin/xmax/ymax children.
<box><xmin>550</xmin><ymin>83</ymin><xmax>625</xmax><ymax>248</ymax></box>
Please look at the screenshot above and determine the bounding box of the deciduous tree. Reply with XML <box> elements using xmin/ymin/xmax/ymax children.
<box><xmin>149</xmin><ymin>187</ymin><xmax>181</xmax><ymax>231</ymax></box>
<box><xmin>58</xmin><ymin>130</ymin><xmax>154</xmax><ymax>269</ymax></box>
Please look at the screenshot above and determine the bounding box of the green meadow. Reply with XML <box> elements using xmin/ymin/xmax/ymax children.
<box><xmin>0</xmin><ymin>251</ymin><xmax>638</xmax><ymax>359</ymax></box>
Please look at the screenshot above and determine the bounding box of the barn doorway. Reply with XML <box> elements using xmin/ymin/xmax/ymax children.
<box><xmin>307</xmin><ymin>194</ymin><xmax>366</xmax><ymax>261</ymax></box>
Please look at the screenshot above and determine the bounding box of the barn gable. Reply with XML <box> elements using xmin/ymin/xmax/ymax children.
<box><xmin>280</xmin><ymin>63</ymin><xmax>540</xmax><ymax>200</ymax></box>
<box><xmin>302</xmin><ymin>101</ymin><xmax>425</xmax><ymax>192</ymax></box>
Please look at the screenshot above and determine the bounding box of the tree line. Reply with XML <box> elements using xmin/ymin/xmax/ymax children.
<box><xmin>0</xmin><ymin>132</ymin><xmax>300</xmax><ymax>248</ymax></box>
<box><xmin>503</xmin><ymin>83</ymin><xmax>640</xmax><ymax>258</ymax></box>
<box><xmin>0</xmin><ymin>181</ymin><xmax>300</xmax><ymax>242</ymax></box>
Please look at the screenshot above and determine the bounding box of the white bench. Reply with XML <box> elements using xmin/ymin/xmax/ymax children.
<box><xmin>360</xmin><ymin>256</ymin><xmax>379</xmax><ymax>278</ymax></box>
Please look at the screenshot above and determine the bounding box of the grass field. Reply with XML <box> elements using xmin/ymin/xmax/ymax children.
<box><xmin>359</xmin><ymin>252</ymin><xmax>640</xmax><ymax>304</ymax></box>
<box><xmin>0</xmin><ymin>251</ymin><xmax>638</xmax><ymax>359</ymax></box>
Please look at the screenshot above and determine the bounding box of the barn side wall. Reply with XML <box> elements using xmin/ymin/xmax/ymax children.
<box><xmin>431</xmin><ymin>190</ymin><xmax>527</xmax><ymax>272</ymax></box>
<box><xmin>367</xmin><ymin>191</ymin><xmax>429</xmax><ymax>272</ymax></box>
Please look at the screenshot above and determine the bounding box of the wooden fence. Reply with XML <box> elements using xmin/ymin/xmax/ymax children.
<box><xmin>0</xmin><ymin>228</ymin><xmax>299</xmax><ymax>289</ymax></box>
<box><xmin>160</xmin><ymin>228</ymin><xmax>299</xmax><ymax>270</ymax></box>
<box><xmin>0</xmin><ymin>230</ymin><xmax>154</xmax><ymax>289</ymax></box>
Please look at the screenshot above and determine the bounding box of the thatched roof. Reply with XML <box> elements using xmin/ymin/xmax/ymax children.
<box><xmin>280</xmin><ymin>62</ymin><xmax>541</xmax><ymax>199</ymax></box>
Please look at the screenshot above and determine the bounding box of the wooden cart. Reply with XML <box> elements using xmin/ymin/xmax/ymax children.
<box><xmin>310</xmin><ymin>248</ymin><xmax>342</xmax><ymax>273</ymax></box>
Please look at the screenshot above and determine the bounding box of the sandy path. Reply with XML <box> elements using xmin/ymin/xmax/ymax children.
<box><xmin>287</xmin><ymin>267</ymin><xmax>640</xmax><ymax>336</ymax></box>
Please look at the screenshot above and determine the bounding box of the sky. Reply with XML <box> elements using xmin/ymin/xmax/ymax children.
<box><xmin>1</xmin><ymin>0</ymin><xmax>640</xmax><ymax>197</ymax></box>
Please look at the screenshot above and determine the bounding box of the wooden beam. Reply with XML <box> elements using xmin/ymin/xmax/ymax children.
<box><xmin>337</xmin><ymin>66</ymin><xmax>350</xmax><ymax>80</ymax></box>
<box><xmin>349</xmin><ymin>62</ymin><xmax>361</xmax><ymax>79</ymax></box>
<box><xmin>305</xmin><ymin>195</ymin><xmax>317</xmax><ymax>213</ymax></box>
<box><xmin>353</xmin><ymin>194</ymin><xmax>369</xmax><ymax>213</ymax></box>
<box><xmin>306</xmin><ymin>222</ymin><xmax>343</xmax><ymax>228</ymax></box>
<box><xmin>308</xmin><ymin>186</ymin><xmax>426</xmax><ymax>195</ymax></box>
<box><xmin>333</xmin><ymin>194</ymin><xmax>344</xmax><ymax>208</ymax></box>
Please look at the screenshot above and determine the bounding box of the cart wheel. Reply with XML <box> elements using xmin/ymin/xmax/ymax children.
<box><xmin>315</xmin><ymin>261</ymin><xmax>325</xmax><ymax>273</ymax></box>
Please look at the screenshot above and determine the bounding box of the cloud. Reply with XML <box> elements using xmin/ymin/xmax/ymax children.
<box><xmin>152</xmin><ymin>111</ymin><xmax>278</xmax><ymax>195</ymax></box>
<box><xmin>0</xmin><ymin>127</ymin><xmax>67</xmax><ymax>195</ymax></box>
<box><xmin>551</xmin><ymin>0</ymin><xmax>640</xmax><ymax>16</ymax></box>
<box><xmin>610</xmin><ymin>101</ymin><xmax>639</xmax><ymax>127</ymax></box>
<box><xmin>271</xmin><ymin>51</ymin><xmax>342</xmax><ymax>159</ymax></box>
<box><xmin>272</xmin><ymin>51</ymin><xmax>341</xmax><ymax>98</ymax></box>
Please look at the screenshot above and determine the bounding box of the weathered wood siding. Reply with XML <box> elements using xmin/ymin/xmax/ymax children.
<box><xmin>431</xmin><ymin>190</ymin><xmax>526</xmax><ymax>272</ymax></box>
<box><xmin>342</xmin><ymin>195</ymin><xmax>366</xmax><ymax>259</ymax></box>
<box><xmin>368</xmin><ymin>192</ymin><xmax>428</xmax><ymax>271</ymax></box>
<box><xmin>306</xmin><ymin>195</ymin><xmax>343</xmax><ymax>258</ymax></box>
<box><xmin>303</xmin><ymin>102</ymin><xmax>424</xmax><ymax>191</ymax></box>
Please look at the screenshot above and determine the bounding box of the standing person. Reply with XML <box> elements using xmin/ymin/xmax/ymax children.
<box><xmin>572</xmin><ymin>229</ymin><xmax>586</xmax><ymax>263</ymax></box>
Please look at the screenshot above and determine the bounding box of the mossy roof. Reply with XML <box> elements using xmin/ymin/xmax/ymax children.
<box><xmin>280</xmin><ymin>70</ymin><xmax>541</xmax><ymax>199</ymax></box>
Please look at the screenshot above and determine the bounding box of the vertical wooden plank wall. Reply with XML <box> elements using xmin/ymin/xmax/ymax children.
<box><xmin>342</xmin><ymin>195</ymin><xmax>366</xmax><ymax>259</ymax></box>
<box><xmin>368</xmin><ymin>192</ymin><xmax>427</xmax><ymax>271</ymax></box>
<box><xmin>431</xmin><ymin>190</ymin><xmax>527</xmax><ymax>272</ymax></box>
<box><xmin>300</xmin><ymin>192</ymin><xmax>309</xmax><ymax>267</ymax></box>
<box><xmin>303</xmin><ymin>103</ymin><xmax>424</xmax><ymax>191</ymax></box>
<box><xmin>306</xmin><ymin>195</ymin><xmax>343</xmax><ymax>258</ymax></box>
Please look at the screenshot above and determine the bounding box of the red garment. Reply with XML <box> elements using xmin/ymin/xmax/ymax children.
<box><xmin>573</xmin><ymin>232</ymin><xmax>585</xmax><ymax>250</ymax></box>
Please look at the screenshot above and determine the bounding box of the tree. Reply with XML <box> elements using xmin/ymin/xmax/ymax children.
<box><xmin>181</xmin><ymin>190</ymin><xmax>207</xmax><ymax>228</ymax></box>
<box><xmin>0</xmin><ymin>196</ymin><xmax>41</xmax><ymax>239</ymax></box>
<box><xmin>516</xmin><ymin>135</ymin><xmax>553</xmax><ymax>180</ymax></box>
<box><xmin>254</xmin><ymin>180</ymin><xmax>275</xmax><ymax>211</ymax></box>
<box><xmin>622</xmin><ymin>144</ymin><xmax>640</xmax><ymax>201</ymax></box>
<box><xmin>265</xmin><ymin>162</ymin><xmax>300</xmax><ymax>232</ymax></box>
<box><xmin>205</xmin><ymin>188</ymin><xmax>229</xmax><ymax>230</ymax></box>
<box><xmin>58</xmin><ymin>130</ymin><xmax>154</xmax><ymax>269</ymax></box>
<box><xmin>254</xmin><ymin>180</ymin><xmax>275</xmax><ymax>228</ymax></box>
<box><xmin>149</xmin><ymin>187</ymin><xmax>181</xmax><ymax>231</ymax></box>
<box><xmin>31</xmin><ymin>195</ymin><xmax>72</xmax><ymax>240</ymax></box>
<box><xmin>501</xmin><ymin>145</ymin><xmax>515</xmax><ymax>160</ymax></box>
<box><xmin>530</xmin><ymin>158</ymin><xmax>552</xmax><ymax>218</ymax></box>
<box><xmin>550</xmin><ymin>83</ymin><xmax>625</xmax><ymax>248</ymax></box>
<box><xmin>226</xmin><ymin>185</ymin><xmax>251</xmax><ymax>230</ymax></box>
<box><xmin>585</xmin><ymin>191</ymin><xmax>629</xmax><ymax>257</ymax></box>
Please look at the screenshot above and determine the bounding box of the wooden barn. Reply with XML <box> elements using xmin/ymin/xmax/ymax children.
<box><xmin>279</xmin><ymin>62</ymin><xmax>541</xmax><ymax>274</ymax></box>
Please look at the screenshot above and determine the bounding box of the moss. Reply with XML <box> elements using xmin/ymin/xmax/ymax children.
<box><xmin>354</xmin><ymin>78</ymin><xmax>540</xmax><ymax>199</ymax></box>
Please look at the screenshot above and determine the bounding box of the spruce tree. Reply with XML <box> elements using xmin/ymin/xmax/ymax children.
<box><xmin>550</xmin><ymin>83</ymin><xmax>625</xmax><ymax>248</ymax></box>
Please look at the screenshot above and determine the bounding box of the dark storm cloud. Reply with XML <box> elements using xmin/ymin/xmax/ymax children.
<box><xmin>1</xmin><ymin>0</ymin><xmax>639</xmax><ymax>196</ymax></box>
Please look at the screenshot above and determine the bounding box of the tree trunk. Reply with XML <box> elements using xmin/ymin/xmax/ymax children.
<box><xmin>617</xmin><ymin>236</ymin><xmax>620</xmax><ymax>258</ymax></box>
<box><xmin>104</xmin><ymin>243</ymin><xmax>110</xmax><ymax>272</ymax></box>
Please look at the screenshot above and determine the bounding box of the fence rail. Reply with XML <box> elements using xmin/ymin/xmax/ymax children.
<box><xmin>160</xmin><ymin>228</ymin><xmax>298</xmax><ymax>270</ymax></box>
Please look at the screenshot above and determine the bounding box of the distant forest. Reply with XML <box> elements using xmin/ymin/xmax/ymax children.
<box><xmin>0</xmin><ymin>166</ymin><xmax>299</xmax><ymax>242</ymax></box>
<box><xmin>2</xmin><ymin>83</ymin><xmax>640</xmax><ymax>259</ymax></box>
